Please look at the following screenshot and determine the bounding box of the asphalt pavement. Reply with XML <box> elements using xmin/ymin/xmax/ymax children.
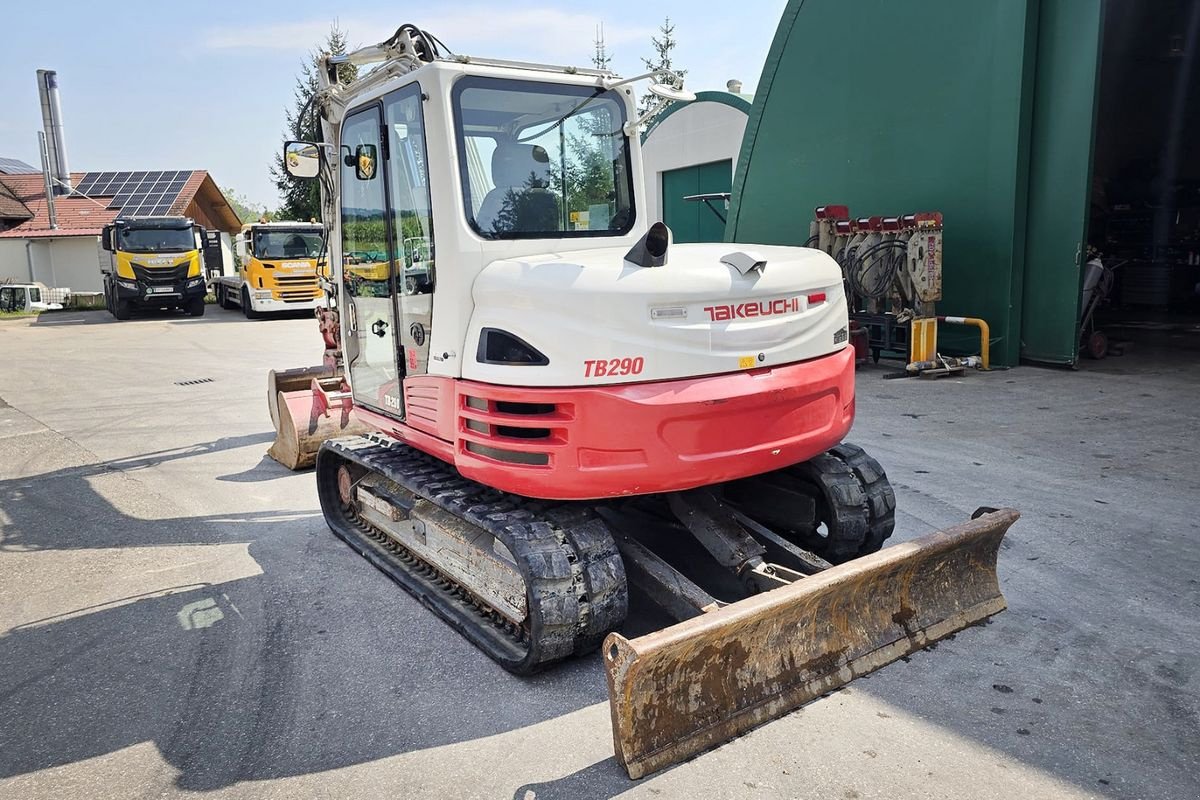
<box><xmin>1</xmin><ymin>308</ymin><xmax>1196</xmax><ymax>799</ymax></box>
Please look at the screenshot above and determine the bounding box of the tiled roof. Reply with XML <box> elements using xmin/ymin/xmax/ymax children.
<box><xmin>0</xmin><ymin>169</ymin><xmax>241</xmax><ymax>238</ymax></box>
<box><xmin>0</xmin><ymin>173</ymin><xmax>116</xmax><ymax>238</ymax></box>
<box><xmin>0</xmin><ymin>179</ymin><xmax>33</xmax><ymax>221</ymax></box>
<box><xmin>171</xmin><ymin>171</ymin><xmax>207</xmax><ymax>215</ymax></box>
<box><xmin>0</xmin><ymin>170</ymin><xmax>228</xmax><ymax>239</ymax></box>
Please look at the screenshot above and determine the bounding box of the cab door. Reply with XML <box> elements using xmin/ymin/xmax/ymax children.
<box><xmin>340</xmin><ymin>104</ymin><xmax>404</xmax><ymax>415</ymax></box>
<box><xmin>382</xmin><ymin>83</ymin><xmax>436</xmax><ymax>378</ymax></box>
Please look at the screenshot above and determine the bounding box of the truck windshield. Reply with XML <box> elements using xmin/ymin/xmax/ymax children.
<box><xmin>254</xmin><ymin>231</ymin><xmax>323</xmax><ymax>260</ymax></box>
<box><xmin>452</xmin><ymin>77</ymin><xmax>635</xmax><ymax>239</ymax></box>
<box><xmin>118</xmin><ymin>227</ymin><xmax>196</xmax><ymax>253</ymax></box>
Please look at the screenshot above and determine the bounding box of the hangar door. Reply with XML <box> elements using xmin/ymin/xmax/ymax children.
<box><xmin>662</xmin><ymin>160</ymin><xmax>732</xmax><ymax>244</ymax></box>
<box><xmin>1020</xmin><ymin>0</ymin><xmax>1104</xmax><ymax>364</ymax></box>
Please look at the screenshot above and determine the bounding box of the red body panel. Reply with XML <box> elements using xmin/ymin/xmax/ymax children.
<box><xmin>357</xmin><ymin>346</ymin><xmax>856</xmax><ymax>501</ymax></box>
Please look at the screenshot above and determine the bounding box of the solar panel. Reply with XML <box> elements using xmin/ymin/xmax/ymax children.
<box><xmin>0</xmin><ymin>157</ymin><xmax>40</xmax><ymax>175</ymax></box>
<box><xmin>75</xmin><ymin>169</ymin><xmax>196</xmax><ymax>216</ymax></box>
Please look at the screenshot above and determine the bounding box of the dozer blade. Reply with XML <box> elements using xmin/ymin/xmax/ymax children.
<box><xmin>267</xmin><ymin>388</ymin><xmax>370</xmax><ymax>470</ymax></box>
<box><xmin>267</xmin><ymin>366</ymin><xmax>337</xmax><ymax>431</ymax></box>
<box><xmin>604</xmin><ymin>508</ymin><xmax>1018</xmax><ymax>779</ymax></box>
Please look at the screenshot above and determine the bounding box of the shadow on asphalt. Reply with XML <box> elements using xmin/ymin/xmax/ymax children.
<box><xmin>512</xmin><ymin>757</ymin><xmax>633</xmax><ymax>800</ymax></box>
<box><xmin>216</xmin><ymin>454</ymin><xmax>299</xmax><ymax>483</ymax></box>
<box><xmin>31</xmin><ymin>308</ymin><xmax>314</xmax><ymax>327</ymax></box>
<box><xmin>3</xmin><ymin>415</ymin><xmax>1197</xmax><ymax>797</ymax></box>
<box><xmin>0</xmin><ymin>435</ymin><xmax>614</xmax><ymax>792</ymax></box>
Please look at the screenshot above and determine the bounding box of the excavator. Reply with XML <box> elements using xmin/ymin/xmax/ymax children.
<box><xmin>276</xmin><ymin>24</ymin><xmax>1018</xmax><ymax>779</ymax></box>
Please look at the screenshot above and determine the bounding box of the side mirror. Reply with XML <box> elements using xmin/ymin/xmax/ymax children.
<box><xmin>284</xmin><ymin>140</ymin><xmax>320</xmax><ymax>179</ymax></box>
<box><xmin>100</xmin><ymin>225</ymin><xmax>113</xmax><ymax>252</ymax></box>
<box><xmin>354</xmin><ymin>144</ymin><xmax>378</xmax><ymax>180</ymax></box>
<box><xmin>195</xmin><ymin>227</ymin><xmax>207</xmax><ymax>251</ymax></box>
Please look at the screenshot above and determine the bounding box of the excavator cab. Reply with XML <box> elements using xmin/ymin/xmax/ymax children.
<box><xmin>275</xmin><ymin>24</ymin><xmax>1017</xmax><ymax>779</ymax></box>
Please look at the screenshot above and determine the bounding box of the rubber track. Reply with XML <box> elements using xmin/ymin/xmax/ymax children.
<box><xmin>316</xmin><ymin>434</ymin><xmax>627</xmax><ymax>675</ymax></box>
<box><xmin>729</xmin><ymin>442</ymin><xmax>896</xmax><ymax>563</ymax></box>
<box><xmin>828</xmin><ymin>442</ymin><xmax>896</xmax><ymax>554</ymax></box>
<box><xmin>789</xmin><ymin>452</ymin><xmax>871</xmax><ymax>562</ymax></box>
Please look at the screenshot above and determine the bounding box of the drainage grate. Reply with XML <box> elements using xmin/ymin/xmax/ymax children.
<box><xmin>175</xmin><ymin>378</ymin><xmax>215</xmax><ymax>386</ymax></box>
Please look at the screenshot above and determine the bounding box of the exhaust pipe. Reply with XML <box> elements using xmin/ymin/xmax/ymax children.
<box><xmin>36</xmin><ymin>69</ymin><xmax>71</xmax><ymax>197</ymax></box>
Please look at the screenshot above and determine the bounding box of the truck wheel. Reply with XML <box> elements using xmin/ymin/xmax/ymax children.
<box><xmin>113</xmin><ymin>299</ymin><xmax>132</xmax><ymax>320</ymax></box>
<box><xmin>219</xmin><ymin>287</ymin><xmax>235</xmax><ymax>310</ymax></box>
<box><xmin>241</xmin><ymin>287</ymin><xmax>261</xmax><ymax>319</ymax></box>
<box><xmin>187</xmin><ymin>296</ymin><xmax>206</xmax><ymax>317</ymax></box>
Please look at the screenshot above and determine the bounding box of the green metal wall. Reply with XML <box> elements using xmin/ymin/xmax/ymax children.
<box><xmin>728</xmin><ymin>0</ymin><xmax>1054</xmax><ymax>366</ymax></box>
<box><xmin>1020</xmin><ymin>0</ymin><xmax>1104</xmax><ymax>363</ymax></box>
<box><xmin>663</xmin><ymin>160</ymin><xmax>734</xmax><ymax>243</ymax></box>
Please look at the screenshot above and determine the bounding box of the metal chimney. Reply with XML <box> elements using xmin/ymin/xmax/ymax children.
<box><xmin>36</xmin><ymin>69</ymin><xmax>71</xmax><ymax>196</ymax></box>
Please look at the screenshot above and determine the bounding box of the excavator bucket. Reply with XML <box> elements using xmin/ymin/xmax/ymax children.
<box><xmin>267</xmin><ymin>384</ymin><xmax>371</xmax><ymax>470</ymax></box>
<box><xmin>604</xmin><ymin>508</ymin><xmax>1018</xmax><ymax>779</ymax></box>
<box><xmin>267</xmin><ymin>366</ymin><xmax>337</xmax><ymax>431</ymax></box>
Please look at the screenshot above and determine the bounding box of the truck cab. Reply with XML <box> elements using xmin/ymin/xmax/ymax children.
<box><xmin>214</xmin><ymin>222</ymin><xmax>325</xmax><ymax>318</ymax></box>
<box><xmin>100</xmin><ymin>216</ymin><xmax>208</xmax><ymax>319</ymax></box>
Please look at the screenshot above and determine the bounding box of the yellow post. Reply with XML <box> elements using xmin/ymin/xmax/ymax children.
<box><xmin>940</xmin><ymin>316</ymin><xmax>990</xmax><ymax>370</ymax></box>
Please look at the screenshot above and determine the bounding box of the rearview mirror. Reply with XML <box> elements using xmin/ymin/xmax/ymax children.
<box><xmin>355</xmin><ymin>144</ymin><xmax>378</xmax><ymax>180</ymax></box>
<box><xmin>648</xmin><ymin>82</ymin><xmax>696</xmax><ymax>103</ymax></box>
<box><xmin>284</xmin><ymin>141</ymin><xmax>320</xmax><ymax>179</ymax></box>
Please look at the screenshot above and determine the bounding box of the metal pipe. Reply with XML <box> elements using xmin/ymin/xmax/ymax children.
<box><xmin>36</xmin><ymin>70</ymin><xmax>71</xmax><ymax>196</ymax></box>
<box><xmin>938</xmin><ymin>316</ymin><xmax>990</xmax><ymax>370</ymax></box>
<box><xmin>37</xmin><ymin>132</ymin><xmax>57</xmax><ymax>229</ymax></box>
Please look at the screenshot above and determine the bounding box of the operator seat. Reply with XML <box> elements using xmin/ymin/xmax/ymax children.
<box><xmin>475</xmin><ymin>142</ymin><xmax>559</xmax><ymax>235</ymax></box>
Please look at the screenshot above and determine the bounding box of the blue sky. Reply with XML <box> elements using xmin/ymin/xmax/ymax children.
<box><xmin>0</xmin><ymin>0</ymin><xmax>787</xmax><ymax>210</ymax></box>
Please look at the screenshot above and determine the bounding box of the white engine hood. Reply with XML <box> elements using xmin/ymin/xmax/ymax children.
<box><xmin>463</xmin><ymin>243</ymin><xmax>848</xmax><ymax>387</ymax></box>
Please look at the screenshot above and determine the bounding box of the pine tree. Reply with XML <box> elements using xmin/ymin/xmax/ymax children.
<box><xmin>640</xmin><ymin>17</ymin><xmax>687</xmax><ymax>116</ymax></box>
<box><xmin>270</xmin><ymin>23</ymin><xmax>358</xmax><ymax>222</ymax></box>
<box><xmin>592</xmin><ymin>23</ymin><xmax>612</xmax><ymax>71</ymax></box>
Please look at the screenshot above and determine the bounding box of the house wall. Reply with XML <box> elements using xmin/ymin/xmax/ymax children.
<box><xmin>48</xmin><ymin>237</ymin><xmax>105</xmax><ymax>292</ymax></box>
<box><xmin>0</xmin><ymin>240</ymin><xmax>32</xmax><ymax>283</ymax></box>
<box><xmin>0</xmin><ymin>236</ymin><xmax>104</xmax><ymax>292</ymax></box>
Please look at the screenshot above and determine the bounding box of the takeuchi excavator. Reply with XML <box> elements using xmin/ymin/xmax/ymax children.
<box><xmin>277</xmin><ymin>24</ymin><xmax>1018</xmax><ymax>779</ymax></box>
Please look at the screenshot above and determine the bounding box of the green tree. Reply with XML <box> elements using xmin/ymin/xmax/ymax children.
<box><xmin>640</xmin><ymin>17</ymin><xmax>687</xmax><ymax>116</ymax></box>
<box><xmin>270</xmin><ymin>23</ymin><xmax>358</xmax><ymax>222</ymax></box>
<box><xmin>220</xmin><ymin>185</ymin><xmax>269</xmax><ymax>224</ymax></box>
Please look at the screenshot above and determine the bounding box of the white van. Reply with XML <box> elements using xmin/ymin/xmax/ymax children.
<box><xmin>0</xmin><ymin>284</ymin><xmax>64</xmax><ymax>313</ymax></box>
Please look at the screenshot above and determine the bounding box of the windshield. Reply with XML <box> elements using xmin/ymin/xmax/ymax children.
<box><xmin>453</xmin><ymin>77</ymin><xmax>635</xmax><ymax>239</ymax></box>
<box><xmin>254</xmin><ymin>230</ymin><xmax>323</xmax><ymax>260</ymax></box>
<box><xmin>118</xmin><ymin>226</ymin><xmax>195</xmax><ymax>253</ymax></box>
